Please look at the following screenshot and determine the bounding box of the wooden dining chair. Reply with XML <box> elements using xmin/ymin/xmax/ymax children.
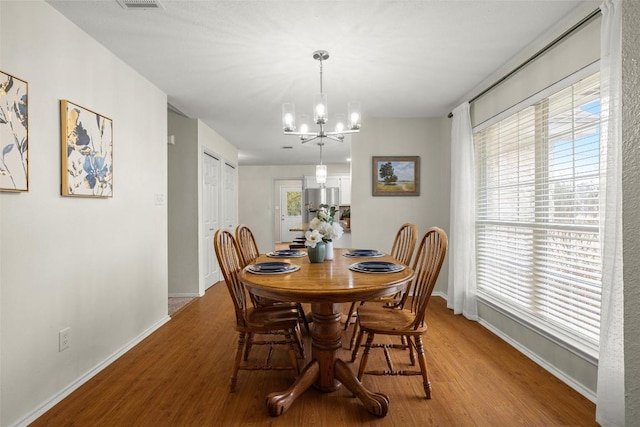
<box><xmin>235</xmin><ymin>224</ymin><xmax>260</xmax><ymax>265</ymax></box>
<box><xmin>350</xmin><ymin>227</ymin><xmax>447</xmax><ymax>398</ymax></box>
<box><xmin>235</xmin><ymin>224</ymin><xmax>310</xmax><ymax>333</ymax></box>
<box><xmin>214</xmin><ymin>229</ymin><xmax>302</xmax><ymax>392</ymax></box>
<box><xmin>343</xmin><ymin>223</ymin><xmax>419</xmax><ymax>344</ymax></box>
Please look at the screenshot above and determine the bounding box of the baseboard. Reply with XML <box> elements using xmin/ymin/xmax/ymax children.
<box><xmin>168</xmin><ymin>292</ymin><xmax>202</xmax><ymax>298</ymax></box>
<box><xmin>14</xmin><ymin>315</ymin><xmax>171</xmax><ymax>427</ymax></box>
<box><xmin>432</xmin><ymin>290</ymin><xmax>447</xmax><ymax>299</ymax></box>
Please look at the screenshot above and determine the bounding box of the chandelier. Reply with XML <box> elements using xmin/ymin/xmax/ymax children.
<box><xmin>281</xmin><ymin>50</ymin><xmax>361</xmax><ymax>184</ymax></box>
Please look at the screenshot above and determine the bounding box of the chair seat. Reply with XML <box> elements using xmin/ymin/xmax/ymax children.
<box><xmin>244</xmin><ymin>306</ymin><xmax>300</xmax><ymax>330</ymax></box>
<box><xmin>357</xmin><ymin>305</ymin><xmax>427</xmax><ymax>336</ymax></box>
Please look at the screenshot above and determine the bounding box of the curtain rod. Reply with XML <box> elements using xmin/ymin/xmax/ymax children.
<box><xmin>447</xmin><ymin>7</ymin><xmax>602</xmax><ymax>119</ymax></box>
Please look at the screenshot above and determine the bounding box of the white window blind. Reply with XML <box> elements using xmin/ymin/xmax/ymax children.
<box><xmin>474</xmin><ymin>72</ymin><xmax>602</xmax><ymax>348</ymax></box>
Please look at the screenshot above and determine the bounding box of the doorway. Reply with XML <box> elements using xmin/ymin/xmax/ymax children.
<box><xmin>275</xmin><ymin>180</ymin><xmax>302</xmax><ymax>243</ymax></box>
<box><xmin>202</xmin><ymin>151</ymin><xmax>221</xmax><ymax>290</ymax></box>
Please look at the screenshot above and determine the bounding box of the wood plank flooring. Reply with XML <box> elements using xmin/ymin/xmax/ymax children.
<box><xmin>31</xmin><ymin>282</ymin><xmax>597</xmax><ymax>426</ymax></box>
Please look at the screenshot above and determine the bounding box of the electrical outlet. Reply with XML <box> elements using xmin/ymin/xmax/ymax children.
<box><xmin>59</xmin><ymin>327</ymin><xmax>70</xmax><ymax>352</ymax></box>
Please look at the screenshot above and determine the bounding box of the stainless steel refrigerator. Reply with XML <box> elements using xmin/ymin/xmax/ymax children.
<box><xmin>302</xmin><ymin>187</ymin><xmax>340</xmax><ymax>226</ymax></box>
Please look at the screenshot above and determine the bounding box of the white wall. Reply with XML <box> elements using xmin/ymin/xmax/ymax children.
<box><xmin>351</xmin><ymin>117</ymin><xmax>452</xmax><ymax>292</ymax></box>
<box><xmin>0</xmin><ymin>2</ymin><xmax>168</xmax><ymax>426</ymax></box>
<box><xmin>167</xmin><ymin>112</ymin><xmax>199</xmax><ymax>296</ymax></box>
<box><xmin>622</xmin><ymin>0</ymin><xmax>640</xmax><ymax>422</ymax></box>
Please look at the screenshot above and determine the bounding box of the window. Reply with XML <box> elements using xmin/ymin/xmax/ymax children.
<box><xmin>287</xmin><ymin>190</ymin><xmax>302</xmax><ymax>216</ymax></box>
<box><xmin>474</xmin><ymin>73</ymin><xmax>602</xmax><ymax>350</ymax></box>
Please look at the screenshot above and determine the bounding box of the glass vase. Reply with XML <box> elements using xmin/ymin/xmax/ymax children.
<box><xmin>307</xmin><ymin>242</ymin><xmax>326</xmax><ymax>263</ymax></box>
<box><xmin>324</xmin><ymin>240</ymin><xmax>334</xmax><ymax>260</ymax></box>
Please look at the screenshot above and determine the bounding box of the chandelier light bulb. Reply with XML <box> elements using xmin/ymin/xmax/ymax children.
<box><xmin>334</xmin><ymin>114</ymin><xmax>345</xmax><ymax>133</ymax></box>
<box><xmin>348</xmin><ymin>102</ymin><xmax>362</xmax><ymax>130</ymax></box>
<box><xmin>314</xmin><ymin>93</ymin><xmax>328</xmax><ymax>124</ymax></box>
<box><xmin>284</xmin><ymin>113</ymin><xmax>293</xmax><ymax>126</ymax></box>
<box><xmin>282</xmin><ymin>103</ymin><xmax>296</xmax><ymax>131</ymax></box>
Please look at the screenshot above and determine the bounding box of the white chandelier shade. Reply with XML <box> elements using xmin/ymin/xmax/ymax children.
<box><xmin>315</xmin><ymin>164</ymin><xmax>327</xmax><ymax>184</ymax></box>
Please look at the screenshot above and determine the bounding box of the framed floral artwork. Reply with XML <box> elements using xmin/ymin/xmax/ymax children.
<box><xmin>60</xmin><ymin>100</ymin><xmax>113</xmax><ymax>197</ymax></box>
<box><xmin>372</xmin><ymin>156</ymin><xmax>420</xmax><ymax>196</ymax></box>
<box><xmin>0</xmin><ymin>70</ymin><xmax>29</xmax><ymax>192</ymax></box>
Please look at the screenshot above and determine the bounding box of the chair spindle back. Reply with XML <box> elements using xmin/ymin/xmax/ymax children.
<box><xmin>235</xmin><ymin>224</ymin><xmax>260</xmax><ymax>267</ymax></box>
<box><xmin>214</xmin><ymin>229</ymin><xmax>250</xmax><ymax>327</ymax></box>
<box><xmin>408</xmin><ymin>227</ymin><xmax>448</xmax><ymax>329</ymax></box>
<box><xmin>390</xmin><ymin>223</ymin><xmax>418</xmax><ymax>266</ymax></box>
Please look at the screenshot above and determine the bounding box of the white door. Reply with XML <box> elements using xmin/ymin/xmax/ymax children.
<box><xmin>223</xmin><ymin>162</ymin><xmax>236</xmax><ymax>229</ymax></box>
<box><xmin>280</xmin><ymin>185</ymin><xmax>302</xmax><ymax>242</ymax></box>
<box><xmin>203</xmin><ymin>152</ymin><xmax>220</xmax><ymax>290</ymax></box>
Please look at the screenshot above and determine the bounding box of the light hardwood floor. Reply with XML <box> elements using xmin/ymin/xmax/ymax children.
<box><xmin>32</xmin><ymin>282</ymin><xmax>597</xmax><ymax>426</ymax></box>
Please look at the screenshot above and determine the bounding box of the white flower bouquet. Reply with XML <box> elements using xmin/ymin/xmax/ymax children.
<box><xmin>305</xmin><ymin>205</ymin><xmax>344</xmax><ymax>248</ymax></box>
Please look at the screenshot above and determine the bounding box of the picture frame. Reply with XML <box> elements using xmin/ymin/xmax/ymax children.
<box><xmin>60</xmin><ymin>100</ymin><xmax>113</xmax><ymax>197</ymax></box>
<box><xmin>372</xmin><ymin>156</ymin><xmax>420</xmax><ymax>196</ymax></box>
<box><xmin>0</xmin><ymin>70</ymin><xmax>29</xmax><ymax>192</ymax></box>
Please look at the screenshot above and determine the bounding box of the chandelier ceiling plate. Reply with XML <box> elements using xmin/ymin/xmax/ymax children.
<box><xmin>313</xmin><ymin>50</ymin><xmax>329</xmax><ymax>61</ymax></box>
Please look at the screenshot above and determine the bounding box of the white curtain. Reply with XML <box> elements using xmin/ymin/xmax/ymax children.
<box><xmin>597</xmin><ymin>1</ymin><xmax>625</xmax><ymax>425</ymax></box>
<box><xmin>447</xmin><ymin>102</ymin><xmax>478</xmax><ymax>320</ymax></box>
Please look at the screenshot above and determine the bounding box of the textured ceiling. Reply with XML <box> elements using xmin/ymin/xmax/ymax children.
<box><xmin>46</xmin><ymin>0</ymin><xmax>597</xmax><ymax>165</ymax></box>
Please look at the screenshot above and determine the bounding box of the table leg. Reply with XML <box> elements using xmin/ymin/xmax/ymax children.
<box><xmin>334</xmin><ymin>359</ymin><xmax>390</xmax><ymax>417</ymax></box>
<box><xmin>266</xmin><ymin>361</ymin><xmax>319</xmax><ymax>417</ymax></box>
<box><xmin>311</xmin><ymin>303</ymin><xmax>343</xmax><ymax>391</ymax></box>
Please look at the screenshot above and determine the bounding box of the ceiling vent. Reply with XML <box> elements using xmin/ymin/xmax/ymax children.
<box><xmin>116</xmin><ymin>0</ymin><xmax>164</xmax><ymax>10</ymax></box>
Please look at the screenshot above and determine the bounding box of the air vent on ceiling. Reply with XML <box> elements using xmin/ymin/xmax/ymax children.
<box><xmin>281</xmin><ymin>146</ymin><xmax>294</xmax><ymax>150</ymax></box>
<box><xmin>116</xmin><ymin>0</ymin><xmax>164</xmax><ymax>10</ymax></box>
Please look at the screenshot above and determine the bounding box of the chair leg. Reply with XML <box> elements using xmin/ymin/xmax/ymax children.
<box><xmin>285</xmin><ymin>329</ymin><xmax>300</xmax><ymax>374</ymax></box>
<box><xmin>343</xmin><ymin>301</ymin><xmax>357</xmax><ymax>330</ymax></box>
<box><xmin>348</xmin><ymin>318</ymin><xmax>359</xmax><ymax>351</ymax></box>
<box><xmin>243</xmin><ymin>332</ymin><xmax>254</xmax><ymax>361</ymax></box>
<box><xmin>231</xmin><ymin>332</ymin><xmax>246</xmax><ymax>392</ymax></box>
<box><xmin>414</xmin><ymin>335</ymin><xmax>432</xmax><ymax>399</ymax></box>
<box><xmin>357</xmin><ymin>332</ymin><xmax>375</xmax><ymax>380</ymax></box>
<box><xmin>297</xmin><ymin>303</ymin><xmax>310</xmax><ymax>333</ymax></box>
<box><xmin>350</xmin><ymin>325</ymin><xmax>365</xmax><ymax>362</ymax></box>
<box><xmin>293</xmin><ymin>324</ymin><xmax>305</xmax><ymax>359</ymax></box>
<box><xmin>404</xmin><ymin>335</ymin><xmax>416</xmax><ymax>366</ymax></box>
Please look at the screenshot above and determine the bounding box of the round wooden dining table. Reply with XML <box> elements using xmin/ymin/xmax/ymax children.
<box><xmin>239</xmin><ymin>248</ymin><xmax>414</xmax><ymax>417</ymax></box>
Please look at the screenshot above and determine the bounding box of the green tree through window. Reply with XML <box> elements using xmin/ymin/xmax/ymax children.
<box><xmin>287</xmin><ymin>191</ymin><xmax>301</xmax><ymax>216</ymax></box>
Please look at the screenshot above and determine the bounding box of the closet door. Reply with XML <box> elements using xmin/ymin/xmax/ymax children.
<box><xmin>202</xmin><ymin>152</ymin><xmax>220</xmax><ymax>289</ymax></box>
<box><xmin>223</xmin><ymin>162</ymin><xmax>237</xmax><ymax>229</ymax></box>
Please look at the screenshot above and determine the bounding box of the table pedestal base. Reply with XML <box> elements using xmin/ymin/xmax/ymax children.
<box><xmin>265</xmin><ymin>303</ymin><xmax>389</xmax><ymax>417</ymax></box>
<box><xmin>266</xmin><ymin>359</ymin><xmax>389</xmax><ymax>417</ymax></box>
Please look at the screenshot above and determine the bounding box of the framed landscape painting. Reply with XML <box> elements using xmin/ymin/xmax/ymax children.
<box><xmin>372</xmin><ymin>156</ymin><xmax>420</xmax><ymax>196</ymax></box>
<box><xmin>0</xmin><ymin>70</ymin><xmax>29</xmax><ymax>192</ymax></box>
<box><xmin>60</xmin><ymin>100</ymin><xmax>113</xmax><ymax>197</ymax></box>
